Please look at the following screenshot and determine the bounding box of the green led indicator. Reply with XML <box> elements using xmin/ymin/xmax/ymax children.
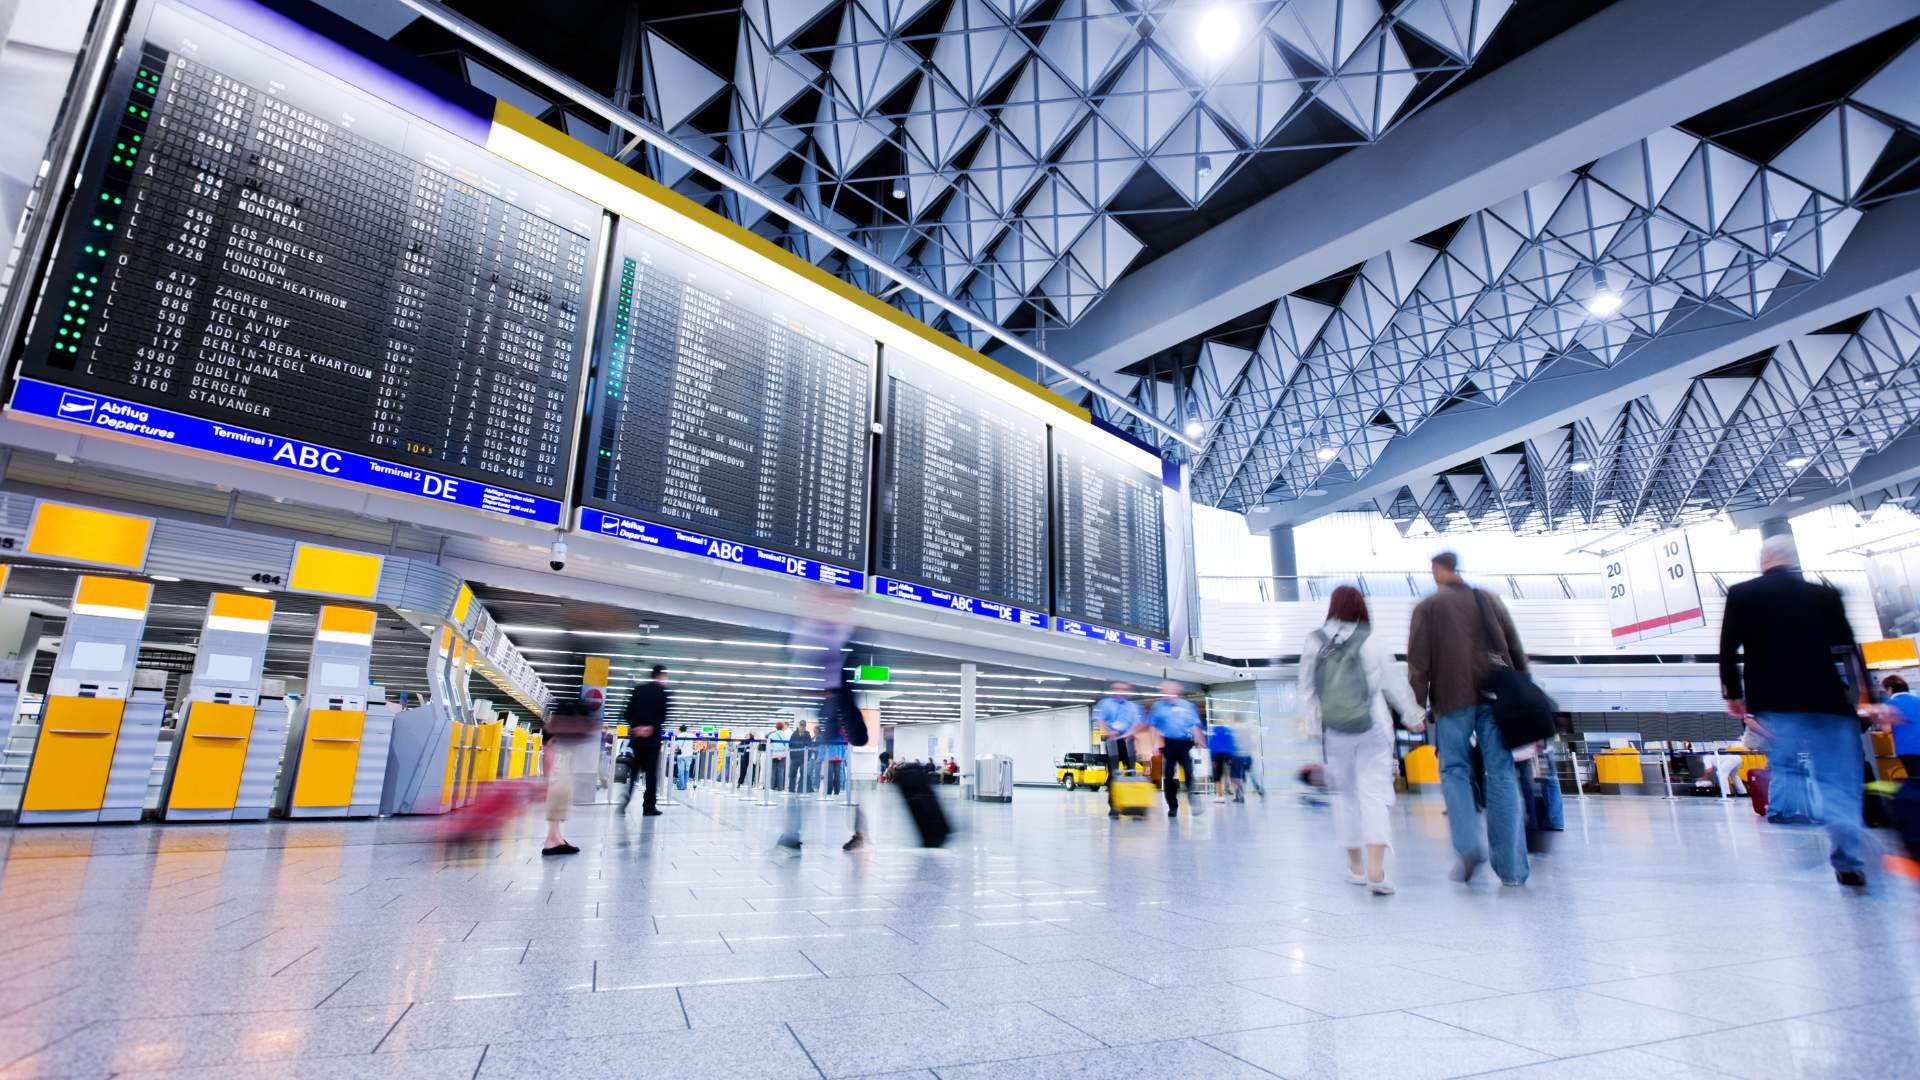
<box><xmin>85</xmin><ymin>289</ymin><xmax>95</xmax><ymax>297</ymax></box>
<box><xmin>104</xmin><ymin>224</ymin><xmax>113</xmax><ymax>231</ymax></box>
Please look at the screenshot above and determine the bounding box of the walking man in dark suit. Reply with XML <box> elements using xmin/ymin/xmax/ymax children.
<box><xmin>621</xmin><ymin>665</ymin><xmax>669</xmax><ymax>817</ymax></box>
<box><xmin>1720</xmin><ymin>535</ymin><xmax>1868</xmax><ymax>886</ymax></box>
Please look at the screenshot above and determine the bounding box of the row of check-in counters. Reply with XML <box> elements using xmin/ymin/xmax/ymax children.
<box><xmin>0</xmin><ymin>573</ymin><xmax>541</xmax><ymax>826</ymax></box>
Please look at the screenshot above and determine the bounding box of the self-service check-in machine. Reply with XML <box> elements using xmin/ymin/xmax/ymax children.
<box><xmin>162</xmin><ymin>593</ymin><xmax>287</xmax><ymax>821</ymax></box>
<box><xmin>384</xmin><ymin>626</ymin><xmax>468</xmax><ymax>815</ymax></box>
<box><xmin>19</xmin><ymin>575</ymin><xmax>165</xmax><ymax>824</ymax></box>
<box><xmin>471</xmin><ymin>697</ymin><xmax>504</xmax><ymax>787</ymax></box>
<box><xmin>277</xmin><ymin>605</ymin><xmax>390</xmax><ymax>818</ymax></box>
<box><xmin>504</xmin><ymin>722</ymin><xmax>528</xmax><ymax>779</ymax></box>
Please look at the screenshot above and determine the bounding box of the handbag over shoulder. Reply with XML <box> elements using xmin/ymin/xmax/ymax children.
<box><xmin>1471</xmin><ymin>589</ymin><xmax>1558</xmax><ymax>748</ymax></box>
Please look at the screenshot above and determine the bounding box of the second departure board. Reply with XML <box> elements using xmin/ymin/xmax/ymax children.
<box><xmin>1053</xmin><ymin>431</ymin><xmax>1171</xmax><ymax>640</ymax></box>
<box><xmin>878</xmin><ymin>353</ymin><xmax>1047</xmax><ymax>612</ymax></box>
<box><xmin>14</xmin><ymin>0</ymin><xmax>602</xmax><ymax>518</ymax></box>
<box><xmin>583</xmin><ymin>220</ymin><xmax>870</xmax><ymax>569</ymax></box>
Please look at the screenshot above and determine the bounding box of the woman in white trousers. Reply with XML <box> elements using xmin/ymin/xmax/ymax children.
<box><xmin>1298</xmin><ymin>585</ymin><xmax>1421</xmax><ymax>894</ymax></box>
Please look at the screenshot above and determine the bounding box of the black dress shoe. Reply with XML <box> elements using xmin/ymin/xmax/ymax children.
<box><xmin>642</xmin><ymin>808</ymin><xmax>663</xmax><ymax>817</ymax></box>
<box><xmin>542</xmin><ymin>843</ymin><xmax>579</xmax><ymax>856</ymax></box>
<box><xmin>1836</xmin><ymin>869</ymin><xmax>1868</xmax><ymax>887</ymax></box>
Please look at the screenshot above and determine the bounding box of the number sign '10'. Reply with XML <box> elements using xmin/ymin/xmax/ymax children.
<box><xmin>1603</xmin><ymin>532</ymin><xmax>1706</xmax><ymax>644</ymax></box>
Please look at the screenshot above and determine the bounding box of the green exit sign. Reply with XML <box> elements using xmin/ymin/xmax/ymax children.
<box><xmin>855</xmin><ymin>665</ymin><xmax>890</xmax><ymax>683</ymax></box>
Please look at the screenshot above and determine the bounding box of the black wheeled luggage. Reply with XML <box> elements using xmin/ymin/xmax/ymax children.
<box><xmin>893</xmin><ymin>763</ymin><xmax>950</xmax><ymax>847</ymax></box>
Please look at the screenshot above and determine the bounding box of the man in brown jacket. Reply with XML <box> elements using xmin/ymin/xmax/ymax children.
<box><xmin>1408</xmin><ymin>551</ymin><xmax>1530</xmax><ymax>886</ymax></box>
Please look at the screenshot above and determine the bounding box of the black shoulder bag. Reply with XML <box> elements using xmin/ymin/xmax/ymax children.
<box><xmin>1472</xmin><ymin>589</ymin><xmax>1558</xmax><ymax>749</ymax></box>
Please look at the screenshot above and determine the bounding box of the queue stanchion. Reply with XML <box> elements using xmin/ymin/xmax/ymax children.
<box><xmin>756</xmin><ymin>742</ymin><xmax>774</xmax><ymax>806</ymax></box>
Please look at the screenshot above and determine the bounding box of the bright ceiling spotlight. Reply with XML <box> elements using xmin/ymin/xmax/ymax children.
<box><xmin>1194</xmin><ymin>5</ymin><xmax>1242</xmax><ymax>59</ymax></box>
<box><xmin>1785</xmin><ymin>456</ymin><xmax>1810</xmax><ymax>468</ymax></box>
<box><xmin>889</xmin><ymin>183</ymin><xmax>905</xmax><ymax>199</ymax></box>
<box><xmin>1184</xmin><ymin>419</ymin><xmax>1205</xmax><ymax>438</ymax></box>
<box><xmin>1568</xmin><ymin>461</ymin><xmax>1592</xmax><ymax>473</ymax></box>
<box><xmin>1586</xmin><ymin>268</ymin><xmax>1623</xmax><ymax>317</ymax></box>
<box><xmin>1316</xmin><ymin>446</ymin><xmax>1338</xmax><ymax>461</ymax></box>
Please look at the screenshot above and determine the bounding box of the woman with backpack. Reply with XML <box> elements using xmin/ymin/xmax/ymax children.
<box><xmin>1299</xmin><ymin>585</ymin><xmax>1422</xmax><ymax>894</ymax></box>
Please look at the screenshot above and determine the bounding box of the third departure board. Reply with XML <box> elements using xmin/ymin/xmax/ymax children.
<box><xmin>583</xmin><ymin>219</ymin><xmax>870</xmax><ymax>569</ymax></box>
<box><xmin>1053</xmin><ymin>431</ymin><xmax>1170</xmax><ymax>640</ymax></box>
<box><xmin>13</xmin><ymin>0</ymin><xmax>600</xmax><ymax>516</ymax></box>
<box><xmin>878</xmin><ymin>353</ymin><xmax>1047</xmax><ymax>611</ymax></box>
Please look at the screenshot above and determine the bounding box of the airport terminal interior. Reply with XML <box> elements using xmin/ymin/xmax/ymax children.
<box><xmin>2</xmin><ymin>0</ymin><xmax>1920</xmax><ymax>1076</ymax></box>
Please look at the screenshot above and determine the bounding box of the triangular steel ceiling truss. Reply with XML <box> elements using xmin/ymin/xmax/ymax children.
<box><xmin>1163</xmin><ymin>44</ymin><xmax>1920</xmax><ymax>510</ymax></box>
<box><xmin>1368</xmin><ymin>294</ymin><xmax>1920</xmax><ymax>535</ymax></box>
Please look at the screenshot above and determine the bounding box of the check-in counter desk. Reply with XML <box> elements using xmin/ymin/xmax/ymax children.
<box><xmin>19</xmin><ymin>576</ymin><xmax>166</xmax><ymax>825</ymax></box>
<box><xmin>162</xmin><ymin>593</ymin><xmax>288</xmax><ymax>821</ymax></box>
<box><xmin>385</xmin><ymin>628</ymin><xmax>470</xmax><ymax>815</ymax></box>
<box><xmin>277</xmin><ymin>605</ymin><xmax>390</xmax><ymax>818</ymax></box>
<box><xmin>504</xmin><ymin>727</ymin><xmax>528</xmax><ymax>779</ymax></box>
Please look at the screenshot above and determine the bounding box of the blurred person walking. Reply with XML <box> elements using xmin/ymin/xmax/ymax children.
<box><xmin>540</xmin><ymin>700</ymin><xmax>595</xmax><ymax>856</ymax></box>
<box><xmin>1093</xmin><ymin>682</ymin><xmax>1143</xmax><ymax>818</ymax></box>
<box><xmin>1720</xmin><ymin>534</ymin><xmax>1873</xmax><ymax>887</ymax></box>
<box><xmin>779</xmin><ymin>588</ymin><xmax>870</xmax><ymax>852</ymax></box>
<box><xmin>620</xmin><ymin>665</ymin><xmax>668</xmax><ymax>817</ymax></box>
<box><xmin>1302</xmin><ymin>585</ymin><xmax>1421</xmax><ymax>893</ymax></box>
<box><xmin>1208</xmin><ymin>717</ymin><xmax>1240</xmax><ymax>802</ymax></box>
<box><xmin>1147</xmin><ymin>681</ymin><xmax>1204</xmax><ymax>818</ymax></box>
<box><xmin>1409</xmin><ymin>552</ymin><xmax>1530</xmax><ymax>886</ymax></box>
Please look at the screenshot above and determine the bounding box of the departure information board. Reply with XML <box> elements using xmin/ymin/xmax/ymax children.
<box><xmin>10</xmin><ymin>0</ymin><xmax>599</xmax><ymax>522</ymax></box>
<box><xmin>877</xmin><ymin>354</ymin><xmax>1047</xmax><ymax>615</ymax></box>
<box><xmin>583</xmin><ymin>220</ymin><xmax>870</xmax><ymax>569</ymax></box>
<box><xmin>1052</xmin><ymin>432</ymin><xmax>1170</xmax><ymax>642</ymax></box>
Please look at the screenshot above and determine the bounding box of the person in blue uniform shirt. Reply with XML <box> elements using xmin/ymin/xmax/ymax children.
<box><xmin>1147</xmin><ymin>681</ymin><xmax>1204</xmax><ymax>818</ymax></box>
<box><xmin>1092</xmin><ymin>682</ymin><xmax>1143</xmax><ymax>819</ymax></box>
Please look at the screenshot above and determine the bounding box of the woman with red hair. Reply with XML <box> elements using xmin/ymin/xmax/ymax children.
<box><xmin>1299</xmin><ymin>584</ymin><xmax>1421</xmax><ymax>894</ymax></box>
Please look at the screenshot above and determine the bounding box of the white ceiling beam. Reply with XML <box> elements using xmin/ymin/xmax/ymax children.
<box><xmin>1038</xmin><ymin>0</ymin><xmax>1919</xmax><ymax>379</ymax></box>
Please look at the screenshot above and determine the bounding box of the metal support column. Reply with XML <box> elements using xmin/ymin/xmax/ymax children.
<box><xmin>959</xmin><ymin>662</ymin><xmax>977</xmax><ymax>799</ymax></box>
<box><xmin>1269</xmin><ymin>526</ymin><xmax>1299</xmax><ymax>601</ymax></box>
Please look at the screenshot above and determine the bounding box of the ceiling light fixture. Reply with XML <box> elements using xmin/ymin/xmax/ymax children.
<box><xmin>242</xmin><ymin>586</ymin><xmax>271</xmax><ymax>594</ymax></box>
<box><xmin>150</xmin><ymin>575</ymin><xmax>182</xmax><ymax>582</ymax></box>
<box><xmin>890</xmin><ymin>183</ymin><xmax>905</xmax><ymax>199</ymax></box>
<box><xmin>1196</xmin><ymin>154</ymin><xmax>1214</xmax><ymax>183</ymax></box>
<box><xmin>1569</xmin><ymin>461</ymin><xmax>1592</xmax><ymax>473</ymax></box>
<box><xmin>1316</xmin><ymin>446</ymin><xmax>1338</xmax><ymax>461</ymax></box>
<box><xmin>1184</xmin><ymin>419</ymin><xmax>1205</xmax><ymax>438</ymax></box>
<box><xmin>1194</xmin><ymin>5</ymin><xmax>1242</xmax><ymax>59</ymax></box>
<box><xmin>1785</xmin><ymin>456</ymin><xmax>1810</xmax><ymax>468</ymax></box>
<box><xmin>1585</xmin><ymin>267</ymin><xmax>1623</xmax><ymax>317</ymax></box>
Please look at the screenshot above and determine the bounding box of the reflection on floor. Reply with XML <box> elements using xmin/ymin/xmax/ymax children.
<box><xmin>1</xmin><ymin>782</ymin><xmax>1916</xmax><ymax>1079</ymax></box>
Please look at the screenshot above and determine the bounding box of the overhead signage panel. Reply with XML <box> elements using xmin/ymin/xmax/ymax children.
<box><xmin>580</xmin><ymin>218</ymin><xmax>871</xmax><ymax>572</ymax></box>
<box><xmin>8</xmin><ymin>0</ymin><xmax>598</xmax><ymax>523</ymax></box>
<box><xmin>1051</xmin><ymin>429</ymin><xmax>1171</xmax><ymax>642</ymax></box>
<box><xmin>1053</xmin><ymin>617</ymin><xmax>1173</xmax><ymax>655</ymax></box>
<box><xmin>877</xmin><ymin>350</ymin><xmax>1049</xmax><ymax>614</ymax></box>
<box><xmin>1603</xmin><ymin>530</ymin><xmax>1706</xmax><ymax>645</ymax></box>
<box><xmin>872</xmin><ymin>575</ymin><xmax>1046</xmax><ymax>630</ymax></box>
<box><xmin>578</xmin><ymin>506</ymin><xmax>862</xmax><ymax>590</ymax></box>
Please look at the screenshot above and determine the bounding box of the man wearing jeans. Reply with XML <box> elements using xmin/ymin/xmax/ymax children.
<box><xmin>1720</xmin><ymin>534</ymin><xmax>1870</xmax><ymax>887</ymax></box>
<box><xmin>1408</xmin><ymin>552</ymin><xmax>1530</xmax><ymax>886</ymax></box>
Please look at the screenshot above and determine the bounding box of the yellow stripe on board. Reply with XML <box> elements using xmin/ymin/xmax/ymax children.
<box><xmin>0</xmin><ymin>565</ymin><xmax>9</xmax><ymax>595</ymax></box>
<box><xmin>289</xmin><ymin>544</ymin><xmax>383</xmax><ymax>600</ymax></box>
<box><xmin>209</xmin><ymin>593</ymin><xmax>275</xmax><ymax>622</ymax></box>
<box><xmin>487</xmin><ymin>104</ymin><xmax>1090</xmax><ymax>423</ymax></box>
<box><xmin>74</xmin><ymin>575</ymin><xmax>152</xmax><ymax>614</ymax></box>
<box><xmin>26</xmin><ymin>503</ymin><xmax>153</xmax><ymax>570</ymax></box>
<box><xmin>317</xmin><ymin>605</ymin><xmax>377</xmax><ymax>637</ymax></box>
<box><xmin>452</xmin><ymin>584</ymin><xmax>474</xmax><ymax>624</ymax></box>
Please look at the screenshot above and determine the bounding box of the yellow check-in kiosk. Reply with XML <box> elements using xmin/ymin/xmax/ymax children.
<box><xmin>277</xmin><ymin>605</ymin><xmax>390</xmax><ymax>818</ymax></box>
<box><xmin>162</xmin><ymin>593</ymin><xmax>287</xmax><ymax>821</ymax></box>
<box><xmin>505</xmin><ymin>725</ymin><xmax>528</xmax><ymax>779</ymax></box>
<box><xmin>471</xmin><ymin>698</ymin><xmax>505</xmax><ymax>784</ymax></box>
<box><xmin>20</xmin><ymin>575</ymin><xmax>165</xmax><ymax>824</ymax></box>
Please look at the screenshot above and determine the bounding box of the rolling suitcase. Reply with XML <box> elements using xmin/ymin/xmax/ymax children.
<box><xmin>1746</xmin><ymin>767</ymin><xmax>1770</xmax><ymax>816</ymax></box>
<box><xmin>1108</xmin><ymin>771</ymin><xmax>1155</xmax><ymax>816</ymax></box>
<box><xmin>893</xmin><ymin>763</ymin><xmax>950</xmax><ymax>847</ymax></box>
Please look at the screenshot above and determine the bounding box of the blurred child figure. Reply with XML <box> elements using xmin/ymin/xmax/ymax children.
<box><xmin>1299</xmin><ymin>585</ymin><xmax>1421</xmax><ymax>894</ymax></box>
<box><xmin>1208</xmin><ymin>719</ymin><xmax>1240</xmax><ymax>802</ymax></box>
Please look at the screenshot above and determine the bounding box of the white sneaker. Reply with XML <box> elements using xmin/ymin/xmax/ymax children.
<box><xmin>1369</xmin><ymin>880</ymin><xmax>1395</xmax><ymax>895</ymax></box>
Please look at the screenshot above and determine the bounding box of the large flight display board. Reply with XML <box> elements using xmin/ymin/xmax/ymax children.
<box><xmin>8</xmin><ymin>0</ymin><xmax>598</xmax><ymax>523</ymax></box>
<box><xmin>1052</xmin><ymin>430</ymin><xmax>1170</xmax><ymax>644</ymax></box>
<box><xmin>875</xmin><ymin>353</ymin><xmax>1048</xmax><ymax>622</ymax></box>
<box><xmin>581</xmin><ymin>219</ymin><xmax>870</xmax><ymax>572</ymax></box>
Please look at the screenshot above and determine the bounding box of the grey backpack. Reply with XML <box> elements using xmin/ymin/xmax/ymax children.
<box><xmin>1311</xmin><ymin>627</ymin><xmax>1374</xmax><ymax>734</ymax></box>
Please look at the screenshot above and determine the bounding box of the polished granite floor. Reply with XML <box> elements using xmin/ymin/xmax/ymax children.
<box><xmin>1</xmin><ymin>780</ymin><xmax>1916</xmax><ymax>1079</ymax></box>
